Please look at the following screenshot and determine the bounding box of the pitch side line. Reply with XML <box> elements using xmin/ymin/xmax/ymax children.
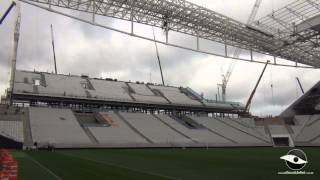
<box><xmin>28</xmin><ymin>154</ymin><xmax>63</xmax><ymax>180</ymax></box>
<box><xmin>59</xmin><ymin>152</ymin><xmax>181</xmax><ymax>180</ymax></box>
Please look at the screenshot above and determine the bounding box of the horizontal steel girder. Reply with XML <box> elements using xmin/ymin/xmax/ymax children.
<box><xmin>21</xmin><ymin>0</ymin><xmax>320</xmax><ymax>67</ymax></box>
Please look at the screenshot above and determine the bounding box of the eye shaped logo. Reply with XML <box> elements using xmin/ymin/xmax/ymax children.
<box><xmin>280</xmin><ymin>149</ymin><xmax>308</xmax><ymax>170</ymax></box>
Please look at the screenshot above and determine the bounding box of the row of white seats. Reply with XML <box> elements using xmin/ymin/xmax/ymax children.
<box><xmin>222</xmin><ymin>117</ymin><xmax>270</xmax><ymax>141</ymax></box>
<box><xmin>155</xmin><ymin>114</ymin><xmax>231</xmax><ymax>144</ymax></box>
<box><xmin>14</xmin><ymin>71</ymin><xmax>206</xmax><ymax>106</ymax></box>
<box><xmin>89</xmin><ymin>113</ymin><xmax>270</xmax><ymax>145</ymax></box>
<box><xmin>295</xmin><ymin>114</ymin><xmax>320</xmax><ymax>143</ymax></box>
<box><xmin>268</xmin><ymin>125</ymin><xmax>289</xmax><ymax>135</ymax></box>
<box><xmin>29</xmin><ymin>107</ymin><xmax>91</xmax><ymax>145</ymax></box>
<box><xmin>89</xmin><ymin>79</ymin><xmax>133</xmax><ymax>102</ymax></box>
<box><xmin>0</xmin><ymin>120</ymin><xmax>24</xmax><ymax>142</ymax></box>
<box><xmin>88</xmin><ymin>112</ymin><xmax>148</xmax><ymax>144</ymax></box>
<box><xmin>150</xmin><ymin>85</ymin><xmax>202</xmax><ymax>105</ymax></box>
<box><xmin>290</xmin><ymin>115</ymin><xmax>309</xmax><ymax>139</ymax></box>
<box><xmin>120</xmin><ymin>112</ymin><xmax>191</xmax><ymax>143</ymax></box>
<box><xmin>190</xmin><ymin>116</ymin><xmax>270</xmax><ymax>144</ymax></box>
<box><xmin>128</xmin><ymin>83</ymin><xmax>167</xmax><ymax>103</ymax></box>
<box><xmin>128</xmin><ymin>83</ymin><xmax>155</xmax><ymax>96</ymax></box>
<box><xmin>15</xmin><ymin>71</ymin><xmax>133</xmax><ymax>102</ymax></box>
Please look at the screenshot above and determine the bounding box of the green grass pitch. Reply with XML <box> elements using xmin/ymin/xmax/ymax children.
<box><xmin>12</xmin><ymin>147</ymin><xmax>320</xmax><ymax>180</ymax></box>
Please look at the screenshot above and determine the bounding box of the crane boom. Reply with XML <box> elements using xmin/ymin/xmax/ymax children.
<box><xmin>220</xmin><ymin>0</ymin><xmax>262</xmax><ymax>102</ymax></box>
<box><xmin>247</xmin><ymin>0</ymin><xmax>262</xmax><ymax>24</ymax></box>
<box><xmin>245</xmin><ymin>60</ymin><xmax>270</xmax><ymax>112</ymax></box>
<box><xmin>296</xmin><ymin>77</ymin><xmax>305</xmax><ymax>94</ymax></box>
<box><xmin>152</xmin><ymin>27</ymin><xmax>165</xmax><ymax>86</ymax></box>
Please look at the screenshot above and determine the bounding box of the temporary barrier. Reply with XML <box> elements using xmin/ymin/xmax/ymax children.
<box><xmin>0</xmin><ymin>149</ymin><xmax>18</xmax><ymax>180</ymax></box>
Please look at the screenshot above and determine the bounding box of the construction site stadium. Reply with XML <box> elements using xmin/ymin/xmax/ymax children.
<box><xmin>1</xmin><ymin>0</ymin><xmax>320</xmax><ymax>179</ymax></box>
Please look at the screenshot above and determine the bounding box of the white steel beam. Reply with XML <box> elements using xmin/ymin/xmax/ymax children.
<box><xmin>18</xmin><ymin>0</ymin><xmax>320</xmax><ymax>68</ymax></box>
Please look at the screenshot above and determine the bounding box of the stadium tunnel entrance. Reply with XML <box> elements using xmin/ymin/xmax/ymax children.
<box><xmin>272</xmin><ymin>135</ymin><xmax>294</xmax><ymax>147</ymax></box>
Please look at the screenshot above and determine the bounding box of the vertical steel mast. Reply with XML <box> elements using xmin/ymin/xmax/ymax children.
<box><xmin>9</xmin><ymin>1</ymin><xmax>21</xmax><ymax>105</ymax></box>
<box><xmin>50</xmin><ymin>24</ymin><xmax>58</xmax><ymax>74</ymax></box>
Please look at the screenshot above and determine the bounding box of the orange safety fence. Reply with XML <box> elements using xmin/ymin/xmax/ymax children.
<box><xmin>0</xmin><ymin>149</ymin><xmax>18</xmax><ymax>180</ymax></box>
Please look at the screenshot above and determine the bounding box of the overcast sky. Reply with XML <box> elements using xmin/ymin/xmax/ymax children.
<box><xmin>1</xmin><ymin>0</ymin><xmax>320</xmax><ymax>116</ymax></box>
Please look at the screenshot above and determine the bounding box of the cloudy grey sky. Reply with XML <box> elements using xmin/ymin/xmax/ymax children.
<box><xmin>1</xmin><ymin>0</ymin><xmax>320</xmax><ymax>116</ymax></box>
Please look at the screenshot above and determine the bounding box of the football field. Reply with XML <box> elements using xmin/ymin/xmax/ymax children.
<box><xmin>12</xmin><ymin>147</ymin><xmax>320</xmax><ymax>180</ymax></box>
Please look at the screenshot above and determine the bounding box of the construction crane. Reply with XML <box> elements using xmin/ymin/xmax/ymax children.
<box><xmin>152</xmin><ymin>27</ymin><xmax>165</xmax><ymax>86</ymax></box>
<box><xmin>245</xmin><ymin>60</ymin><xmax>270</xmax><ymax>113</ymax></box>
<box><xmin>218</xmin><ymin>63</ymin><xmax>235</xmax><ymax>102</ymax></box>
<box><xmin>218</xmin><ymin>0</ymin><xmax>262</xmax><ymax>102</ymax></box>
<box><xmin>296</xmin><ymin>77</ymin><xmax>305</xmax><ymax>94</ymax></box>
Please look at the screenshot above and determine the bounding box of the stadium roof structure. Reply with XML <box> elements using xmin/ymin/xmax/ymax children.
<box><xmin>9</xmin><ymin>70</ymin><xmax>245</xmax><ymax>114</ymax></box>
<box><xmin>18</xmin><ymin>0</ymin><xmax>320</xmax><ymax>68</ymax></box>
<box><xmin>281</xmin><ymin>80</ymin><xmax>320</xmax><ymax>117</ymax></box>
<box><xmin>251</xmin><ymin>0</ymin><xmax>320</xmax><ymax>67</ymax></box>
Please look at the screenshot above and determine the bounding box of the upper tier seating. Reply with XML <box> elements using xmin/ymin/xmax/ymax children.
<box><xmin>89</xmin><ymin>80</ymin><xmax>133</xmax><ymax>102</ymax></box>
<box><xmin>40</xmin><ymin>73</ymin><xmax>87</xmax><ymax>97</ymax></box>
<box><xmin>128</xmin><ymin>83</ymin><xmax>168</xmax><ymax>103</ymax></box>
<box><xmin>14</xmin><ymin>71</ymin><xmax>41</xmax><ymax>94</ymax></box>
<box><xmin>149</xmin><ymin>85</ymin><xmax>202</xmax><ymax>105</ymax></box>
<box><xmin>203</xmin><ymin>102</ymin><xmax>234</xmax><ymax>110</ymax></box>
<box><xmin>14</xmin><ymin>71</ymin><xmax>88</xmax><ymax>97</ymax></box>
<box><xmin>14</xmin><ymin>70</ymin><xmax>243</xmax><ymax>112</ymax></box>
<box><xmin>14</xmin><ymin>71</ymin><xmax>133</xmax><ymax>101</ymax></box>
